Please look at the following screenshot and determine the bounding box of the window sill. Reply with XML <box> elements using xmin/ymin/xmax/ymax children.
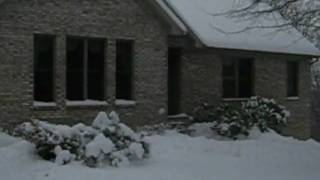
<box><xmin>33</xmin><ymin>101</ymin><xmax>58</xmax><ymax>110</ymax></box>
<box><xmin>114</xmin><ymin>99</ymin><xmax>137</xmax><ymax>108</ymax></box>
<box><xmin>286</xmin><ymin>97</ymin><xmax>299</xmax><ymax>101</ymax></box>
<box><xmin>66</xmin><ymin>100</ymin><xmax>109</xmax><ymax>108</ymax></box>
<box><xmin>223</xmin><ymin>98</ymin><xmax>249</xmax><ymax>102</ymax></box>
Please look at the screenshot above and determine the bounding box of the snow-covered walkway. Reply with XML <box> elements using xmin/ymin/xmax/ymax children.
<box><xmin>1</xmin><ymin>131</ymin><xmax>320</xmax><ymax>180</ymax></box>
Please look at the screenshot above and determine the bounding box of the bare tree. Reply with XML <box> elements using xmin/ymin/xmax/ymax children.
<box><xmin>215</xmin><ymin>0</ymin><xmax>320</xmax><ymax>48</ymax></box>
<box><xmin>216</xmin><ymin>0</ymin><xmax>320</xmax><ymax>139</ymax></box>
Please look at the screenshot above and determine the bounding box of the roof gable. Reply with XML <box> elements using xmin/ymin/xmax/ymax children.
<box><xmin>162</xmin><ymin>0</ymin><xmax>320</xmax><ymax>56</ymax></box>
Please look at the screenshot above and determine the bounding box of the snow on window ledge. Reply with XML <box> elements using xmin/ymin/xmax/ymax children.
<box><xmin>33</xmin><ymin>101</ymin><xmax>57</xmax><ymax>108</ymax></box>
<box><xmin>286</xmin><ymin>97</ymin><xmax>299</xmax><ymax>101</ymax></box>
<box><xmin>114</xmin><ymin>99</ymin><xmax>137</xmax><ymax>107</ymax></box>
<box><xmin>66</xmin><ymin>100</ymin><xmax>109</xmax><ymax>107</ymax></box>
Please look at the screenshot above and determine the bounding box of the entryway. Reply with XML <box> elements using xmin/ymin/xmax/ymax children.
<box><xmin>168</xmin><ymin>47</ymin><xmax>181</xmax><ymax>115</ymax></box>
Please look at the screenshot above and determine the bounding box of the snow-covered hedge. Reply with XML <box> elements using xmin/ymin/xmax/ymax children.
<box><xmin>14</xmin><ymin>111</ymin><xmax>150</xmax><ymax>167</ymax></box>
<box><xmin>194</xmin><ymin>97</ymin><xmax>290</xmax><ymax>139</ymax></box>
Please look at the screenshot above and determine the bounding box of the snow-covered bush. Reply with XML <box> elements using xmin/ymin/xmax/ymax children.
<box><xmin>210</xmin><ymin>104</ymin><xmax>252</xmax><ymax>139</ymax></box>
<box><xmin>242</xmin><ymin>96</ymin><xmax>290</xmax><ymax>132</ymax></box>
<box><xmin>192</xmin><ymin>97</ymin><xmax>290</xmax><ymax>139</ymax></box>
<box><xmin>14</xmin><ymin>111</ymin><xmax>150</xmax><ymax>167</ymax></box>
<box><xmin>193</xmin><ymin>103</ymin><xmax>216</xmax><ymax>123</ymax></box>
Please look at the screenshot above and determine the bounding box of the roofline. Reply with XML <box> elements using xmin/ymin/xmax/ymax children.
<box><xmin>160</xmin><ymin>0</ymin><xmax>206</xmax><ymax>47</ymax></box>
<box><xmin>203</xmin><ymin>46</ymin><xmax>319</xmax><ymax>58</ymax></box>
<box><xmin>153</xmin><ymin>0</ymin><xmax>188</xmax><ymax>35</ymax></box>
<box><xmin>1</xmin><ymin>0</ymin><xmax>318</xmax><ymax>56</ymax></box>
<box><xmin>145</xmin><ymin>0</ymin><xmax>189</xmax><ymax>36</ymax></box>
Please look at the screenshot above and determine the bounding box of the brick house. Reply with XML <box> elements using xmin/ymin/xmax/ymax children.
<box><xmin>0</xmin><ymin>0</ymin><xmax>318</xmax><ymax>139</ymax></box>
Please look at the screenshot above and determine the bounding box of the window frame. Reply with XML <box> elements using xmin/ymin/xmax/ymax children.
<box><xmin>66</xmin><ymin>36</ymin><xmax>106</xmax><ymax>102</ymax></box>
<box><xmin>222</xmin><ymin>58</ymin><xmax>254</xmax><ymax>99</ymax></box>
<box><xmin>33</xmin><ymin>34</ymin><xmax>56</xmax><ymax>103</ymax></box>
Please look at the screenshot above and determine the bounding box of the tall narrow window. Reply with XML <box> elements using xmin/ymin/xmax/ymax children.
<box><xmin>223</xmin><ymin>59</ymin><xmax>237</xmax><ymax>98</ymax></box>
<box><xmin>238</xmin><ymin>59</ymin><xmax>253</xmax><ymax>97</ymax></box>
<box><xmin>287</xmin><ymin>61</ymin><xmax>299</xmax><ymax>97</ymax></box>
<box><xmin>116</xmin><ymin>40</ymin><xmax>133</xmax><ymax>100</ymax></box>
<box><xmin>87</xmin><ymin>39</ymin><xmax>105</xmax><ymax>100</ymax></box>
<box><xmin>34</xmin><ymin>35</ymin><xmax>55</xmax><ymax>102</ymax></box>
<box><xmin>66</xmin><ymin>37</ymin><xmax>105</xmax><ymax>101</ymax></box>
<box><xmin>223</xmin><ymin>58</ymin><xmax>253</xmax><ymax>98</ymax></box>
<box><xmin>67</xmin><ymin>38</ymin><xmax>85</xmax><ymax>100</ymax></box>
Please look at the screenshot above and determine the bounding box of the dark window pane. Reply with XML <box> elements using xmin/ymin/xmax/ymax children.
<box><xmin>222</xmin><ymin>58</ymin><xmax>253</xmax><ymax>98</ymax></box>
<box><xmin>238</xmin><ymin>59</ymin><xmax>253</xmax><ymax>98</ymax></box>
<box><xmin>223</xmin><ymin>60</ymin><xmax>236</xmax><ymax>98</ymax></box>
<box><xmin>87</xmin><ymin>39</ymin><xmax>105</xmax><ymax>100</ymax></box>
<box><xmin>223</xmin><ymin>78</ymin><xmax>236</xmax><ymax>98</ymax></box>
<box><xmin>223</xmin><ymin>60</ymin><xmax>236</xmax><ymax>78</ymax></box>
<box><xmin>34</xmin><ymin>35</ymin><xmax>54</xmax><ymax>102</ymax></box>
<box><xmin>287</xmin><ymin>61</ymin><xmax>299</xmax><ymax>97</ymax></box>
<box><xmin>116</xmin><ymin>40</ymin><xmax>133</xmax><ymax>100</ymax></box>
<box><xmin>67</xmin><ymin>38</ymin><xmax>84</xmax><ymax>100</ymax></box>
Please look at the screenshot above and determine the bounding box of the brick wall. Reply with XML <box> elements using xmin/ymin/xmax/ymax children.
<box><xmin>179</xmin><ymin>48</ymin><xmax>312</xmax><ymax>139</ymax></box>
<box><xmin>0</xmin><ymin>0</ymin><xmax>169</xmax><ymax>128</ymax></box>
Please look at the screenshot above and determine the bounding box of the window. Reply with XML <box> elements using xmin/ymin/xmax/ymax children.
<box><xmin>223</xmin><ymin>58</ymin><xmax>253</xmax><ymax>98</ymax></box>
<box><xmin>67</xmin><ymin>38</ymin><xmax>84</xmax><ymax>100</ymax></box>
<box><xmin>287</xmin><ymin>61</ymin><xmax>299</xmax><ymax>97</ymax></box>
<box><xmin>116</xmin><ymin>40</ymin><xmax>133</xmax><ymax>100</ymax></box>
<box><xmin>87</xmin><ymin>39</ymin><xmax>105</xmax><ymax>100</ymax></box>
<box><xmin>34</xmin><ymin>35</ymin><xmax>55</xmax><ymax>102</ymax></box>
<box><xmin>66</xmin><ymin>37</ymin><xmax>105</xmax><ymax>101</ymax></box>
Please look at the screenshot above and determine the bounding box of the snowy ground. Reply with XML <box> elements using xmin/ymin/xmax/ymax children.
<box><xmin>1</xmin><ymin>129</ymin><xmax>320</xmax><ymax>180</ymax></box>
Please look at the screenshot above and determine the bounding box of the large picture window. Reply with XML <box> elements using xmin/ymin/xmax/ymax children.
<box><xmin>223</xmin><ymin>58</ymin><xmax>254</xmax><ymax>98</ymax></box>
<box><xmin>66</xmin><ymin>37</ymin><xmax>105</xmax><ymax>101</ymax></box>
<box><xmin>34</xmin><ymin>35</ymin><xmax>55</xmax><ymax>102</ymax></box>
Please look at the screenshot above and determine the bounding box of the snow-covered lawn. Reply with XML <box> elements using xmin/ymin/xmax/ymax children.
<box><xmin>1</xmin><ymin>130</ymin><xmax>320</xmax><ymax>180</ymax></box>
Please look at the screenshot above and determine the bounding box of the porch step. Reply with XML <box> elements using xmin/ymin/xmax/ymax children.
<box><xmin>168</xmin><ymin>113</ymin><xmax>193</xmax><ymax>122</ymax></box>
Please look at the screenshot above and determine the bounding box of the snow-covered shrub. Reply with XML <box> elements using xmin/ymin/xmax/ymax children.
<box><xmin>14</xmin><ymin>120</ymin><xmax>84</xmax><ymax>161</ymax></box>
<box><xmin>242</xmin><ymin>96</ymin><xmax>290</xmax><ymax>132</ymax></box>
<box><xmin>192</xmin><ymin>97</ymin><xmax>290</xmax><ymax>139</ymax></box>
<box><xmin>210</xmin><ymin>104</ymin><xmax>253</xmax><ymax>139</ymax></box>
<box><xmin>193</xmin><ymin>103</ymin><xmax>216</xmax><ymax>123</ymax></box>
<box><xmin>14</xmin><ymin>111</ymin><xmax>150</xmax><ymax>167</ymax></box>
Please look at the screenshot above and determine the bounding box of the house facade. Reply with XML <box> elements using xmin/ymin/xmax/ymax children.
<box><xmin>0</xmin><ymin>0</ymin><xmax>318</xmax><ymax>139</ymax></box>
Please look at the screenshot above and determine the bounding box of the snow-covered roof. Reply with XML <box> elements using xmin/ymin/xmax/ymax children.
<box><xmin>162</xmin><ymin>0</ymin><xmax>320</xmax><ymax>56</ymax></box>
